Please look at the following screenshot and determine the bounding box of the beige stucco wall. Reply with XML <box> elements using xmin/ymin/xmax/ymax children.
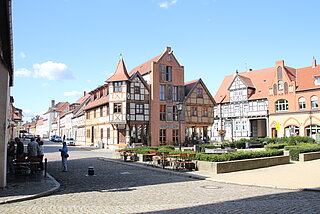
<box><xmin>0</xmin><ymin>63</ymin><xmax>10</xmax><ymax>188</ymax></box>
<box><xmin>269</xmin><ymin>112</ymin><xmax>320</xmax><ymax>137</ymax></box>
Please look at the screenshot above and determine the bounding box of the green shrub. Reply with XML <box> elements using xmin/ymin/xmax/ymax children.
<box><xmin>284</xmin><ymin>143</ymin><xmax>320</xmax><ymax>161</ymax></box>
<box><xmin>188</xmin><ymin>150</ymin><xmax>283</xmax><ymax>162</ymax></box>
<box><xmin>264</xmin><ymin>143</ymin><xmax>287</xmax><ymax>150</ymax></box>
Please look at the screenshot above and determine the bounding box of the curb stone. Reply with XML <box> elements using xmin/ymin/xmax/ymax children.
<box><xmin>0</xmin><ymin>173</ymin><xmax>60</xmax><ymax>204</ymax></box>
<box><xmin>99</xmin><ymin>157</ymin><xmax>320</xmax><ymax>192</ymax></box>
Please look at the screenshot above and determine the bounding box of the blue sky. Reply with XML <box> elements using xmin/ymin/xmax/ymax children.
<box><xmin>12</xmin><ymin>0</ymin><xmax>320</xmax><ymax>122</ymax></box>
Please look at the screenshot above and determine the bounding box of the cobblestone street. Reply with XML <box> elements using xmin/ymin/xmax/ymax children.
<box><xmin>1</xmin><ymin>145</ymin><xmax>320</xmax><ymax>213</ymax></box>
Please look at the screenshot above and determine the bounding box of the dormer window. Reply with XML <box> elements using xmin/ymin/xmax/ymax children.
<box><xmin>315</xmin><ymin>77</ymin><xmax>320</xmax><ymax>85</ymax></box>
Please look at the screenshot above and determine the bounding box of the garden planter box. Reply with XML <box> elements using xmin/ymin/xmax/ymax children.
<box><xmin>299</xmin><ymin>151</ymin><xmax>320</xmax><ymax>162</ymax></box>
<box><xmin>195</xmin><ymin>155</ymin><xmax>290</xmax><ymax>174</ymax></box>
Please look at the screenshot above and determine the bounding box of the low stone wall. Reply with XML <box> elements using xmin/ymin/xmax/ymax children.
<box><xmin>299</xmin><ymin>151</ymin><xmax>320</xmax><ymax>162</ymax></box>
<box><xmin>195</xmin><ymin>155</ymin><xmax>290</xmax><ymax>174</ymax></box>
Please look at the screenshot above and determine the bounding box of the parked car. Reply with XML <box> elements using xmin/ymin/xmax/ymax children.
<box><xmin>53</xmin><ymin>136</ymin><xmax>62</xmax><ymax>142</ymax></box>
<box><xmin>65</xmin><ymin>138</ymin><xmax>75</xmax><ymax>146</ymax></box>
<box><xmin>50</xmin><ymin>135</ymin><xmax>57</xmax><ymax>141</ymax></box>
<box><xmin>25</xmin><ymin>134</ymin><xmax>34</xmax><ymax>139</ymax></box>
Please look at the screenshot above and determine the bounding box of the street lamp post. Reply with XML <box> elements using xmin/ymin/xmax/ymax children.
<box><xmin>177</xmin><ymin>102</ymin><xmax>183</xmax><ymax>151</ymax></box>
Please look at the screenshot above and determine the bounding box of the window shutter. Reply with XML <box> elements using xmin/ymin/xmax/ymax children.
<box><xmin>167</xmin><ymin>104</ymin><xmax>173</xmax><ymax>122</ymax></box>
<box><xmin>166</xmin><ymin>84</ymin><xmax>173</xmax><ymax>102</ymax></box>
<box><xmin>159</xmin><ymin>64</ymin><xmax>166</xmax><ymax>82</ymax></box>
<box><xmin>178</xmin><ymin>85</ymin><xmax>185</xmax><ymax>102</ymax></box>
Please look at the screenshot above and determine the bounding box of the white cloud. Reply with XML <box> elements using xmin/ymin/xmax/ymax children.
<box><xmin>15</xmin><ymin>68</ymin><xmax>32</xmax><ymax>77</ymax></box>
<box><xmin>33</xmin><ymin>61</ymin><xmax>74</xmax><ymax>80</ymax></box>
<box><xmin>19</xmin><ymin>52</ymin><xmax>27</xmax><ymax>59</ymax></box>
<box><xmin>159</xmin><ymin>0</ymin><xmax>178</xmax><ymax>8</ymax></box>
<box><xmin>159</xmin><ymin>2</ymin><xmax>169</xmax><ymax>8</ymax></box>
<box><xmin>64</xmin><ymin>90</ymin><xmax>82</xmax><ymax>97</ymax></box>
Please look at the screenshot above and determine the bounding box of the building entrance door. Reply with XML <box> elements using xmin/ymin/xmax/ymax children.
<box><xmin>271</xmin><ymin>128</ymin><xmax>277</xmax><ymax>138</ymax></box>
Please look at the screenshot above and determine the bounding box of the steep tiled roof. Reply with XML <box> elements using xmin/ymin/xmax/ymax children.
<box><xmin>76</xmin><ymin>93</ymin><xmax>90</xmax><ymax>104</ymax></box>
<box><xmin>129</xmin><ymin>54</ymin><xmax>162</xmax><ymax>76</ymax></box>
<box><xmin>296</xmin><ymin>65</ymin><xmax>320</xmax><ymax>91</ymax></box>
<box><xmin>238</xmin><ymin>74</ymin><xmax>255</xmax><ymax>88</ymax></box>
<box><xmin>106</xmin><ymin>57</ymin><xmax>130</xmax><ymax>82</ymax></box>
<box><xmin>44</xmin><ymin>102</ymin><xmax>69</xmax><ymax>114</ymax></box>
<box><xmin>215</xmin><ymin>67</ymin><xmax>275</xmax><ymax>103</ymax></box>
<box><xmin>84</xmin><ymin>96</ymin><xmax>109</xmax><ymax>110</ymax></box>
<box><xmin>184</xmin><ymin>79</ymin><xmax>199</xmax><ymax>96</ymax></box>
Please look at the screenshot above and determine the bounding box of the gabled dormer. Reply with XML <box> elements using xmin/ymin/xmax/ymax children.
<box><xmin>228</xmin><ymin>74</ymin><xmax>255</xmax><ymax>102</ymax></box>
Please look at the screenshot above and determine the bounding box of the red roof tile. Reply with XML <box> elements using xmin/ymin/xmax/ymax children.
<box><xmin>296</xmin><ymin>65</ymin><xmax>320</xmax><ymax>91</ymax></box>
<box><xmin>129</xmin><ymin>54</ymin><xmax>162</xmax><ymax>76</ymax></box>
<box><xmin>84</xmin><ymin>96</ymin><xmax>109</xmax><ymax>110</ymax></box>
<box><xmin>215</xmin><ymin>67</ymin><xmax>275</xmax><ymax>103</ymax></box>
<box><xmin>106</xmin><ymin>57</ymin><xmax>130</xmax><ymax>82</ymax></box>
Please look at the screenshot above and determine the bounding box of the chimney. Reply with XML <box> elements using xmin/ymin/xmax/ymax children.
<box><xmin>312</xmin><ymin>57</ymin><xmax>317</xmax><ymax>68</ymax></box>
<box><xmin>84</xmin><ymin>91</ymin><xmax>86</xmax><ymax>96</ymax></box>
<box><xmin>51</xmin><ymin>100</ymin><xmax>55</xmax><ymax>107</ymax></box>
<box><xmin>276</xmin><ymin>60</ymin><xmax>284</xmax><ymax>67</ymax></box>
<box><xmin>165</xmin><ymin>46</ymin><xmax>171</xmax><ymax>52</ymax></box>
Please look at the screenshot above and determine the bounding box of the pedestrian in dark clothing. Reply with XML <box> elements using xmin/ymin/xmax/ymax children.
<box><xmin>7</xmin><ymin>140</ymin><xmax>15</xmax><ymax>174</ymax></box>
<box><xmin>37</xmin><ymin>140</ymin><xmax>44</xmax><ymax>170</ymax></box>
<box><xmin>59</xmin><ymin>142</ymin><xmax>68</xmax><ymax>172</ymax></box>
<box><xmin>15</xmin><ymin>137</ymin><xmax>24</xmax><ymax>160</ymax></box>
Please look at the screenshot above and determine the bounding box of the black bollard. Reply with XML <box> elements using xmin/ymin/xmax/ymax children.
<box><xmin>88</xmin><ymin>166</ymin><xmax>94</xmax><ymax>176</ymax></box>
<box><xmin>44</xmin><ymin>158</ymin><xmax>47</xmax><ymax>177</ymax></box>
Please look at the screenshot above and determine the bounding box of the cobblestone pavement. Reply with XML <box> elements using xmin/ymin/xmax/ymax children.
<box><xmin>1</xmin><ymin>144</ymin><xmax>320</xmax><ymax>213</ymax></box>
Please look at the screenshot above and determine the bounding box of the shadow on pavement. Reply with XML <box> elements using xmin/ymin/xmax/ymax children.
<box><xmin>48</xmin><ymin>157</ymin><xmax>196</xmax><ymax>195</ymax></box>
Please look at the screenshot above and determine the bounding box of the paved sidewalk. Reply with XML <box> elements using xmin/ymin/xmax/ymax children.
<box><xmin>96</xmin><ymin>149</ymin><xmax>320</xmax><ymax>191</ymax></box>
<box><xmin>0</xmin><ymin>172</ymin><xmax>60</xmax><ymax>204</ymax></box>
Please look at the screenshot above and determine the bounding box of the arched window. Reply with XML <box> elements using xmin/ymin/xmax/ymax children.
<box><xmin>311</xmin><ymin>96</ymin><xmax>318</xmax><ymax>109</ymax></box>
<box><xmin>306</xmin><ymin>125</ymin><xmax>320</xmax><ymax>138</ymax></box>
<box><xmin>298</xmin><ymin>97</ymin><xmax>306</xmax><ymax>110</ymax></box>
<box><xmin>278</xmin><ymin>80</ymin><xmax>284</xmax><ymax>90</ymax></box>
<box><xmin>284</xmin><ymin>82</ymin><xmax>288</xmax><ymax>94</ymax></box>
<box><xmin>284</xmin><ymin>125</ymin><xmax>299</xmax><ymax>137</ymax></box>
<box><xmin>275</xmin><ymin>99</ymin><xmax>288</xmax><ymax>112</ymax></box>
<box><xmin>277</xmin><ymin>67</ymin><xmax>282</xmax><ymax>80</ymax></box>
<box><xmin>273</xmin><ymin>84</ymin><xmax>277</xmax><ymax>95</ymax></box>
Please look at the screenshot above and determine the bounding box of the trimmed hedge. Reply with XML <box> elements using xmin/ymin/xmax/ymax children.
<box><xmin>284</xmin><ymin>144</ymin><xmax>320</xmax><ymax>161</ymax></box>
<box><xmin>257</xmin><ymin>136</ymin><xmax>315</xmax><ymax>145</ymax></box>
<box><xmin>264</xmin><ymin>143</ymin><xmax>287</xmax><ymax>150</ymax></box>
<box><xmin>191</xmin><ymin>150</ymin><xmax>283</xmax><ymax>162</ymax></box>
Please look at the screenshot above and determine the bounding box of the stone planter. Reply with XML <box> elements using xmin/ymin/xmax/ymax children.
<box><xmin>299</xmin><ymin>151</ymin><xmax>320</xmax><ymax>162</ymax></box>
<box><xmin>195</xmin><ymin>155</ymin><xmax>290</xmax><ymax>174</ymax></box>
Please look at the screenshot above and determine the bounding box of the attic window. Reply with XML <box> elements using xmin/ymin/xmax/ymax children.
<box><xmin>263</xmin><ymin>80</ymin><xmax>266</xmax><ymax>82</ymax></box>
<box><xmin>258</xmin><ymin>90</ymin><xmax>261</xmax><ymax>93</ymax></box>
<box><xmin>315</xmin><ymin>77</ymin><xmax>320</xmax><ymax>85</ymax></box>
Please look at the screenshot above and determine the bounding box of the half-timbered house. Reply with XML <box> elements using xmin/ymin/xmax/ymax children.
<box><xmin>184</xmin><ymin>79</ymin><xmax>215</xmax><ymax>142</ymax></box>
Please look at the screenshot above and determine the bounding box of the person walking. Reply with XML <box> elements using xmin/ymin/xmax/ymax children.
<box><xmin>59</xmin><ymin>142</ymin><xmax>69</xmax><ymax>172</ymax></box>
<box><xmin>15</xmin><ymin>137</ymin><xmax>24</xmax><ymax>160</ymax></box>
<box><xmin>37</xmin><ymin>140</ymin><xmax>44</xmax><ymax>170</ymax></box>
